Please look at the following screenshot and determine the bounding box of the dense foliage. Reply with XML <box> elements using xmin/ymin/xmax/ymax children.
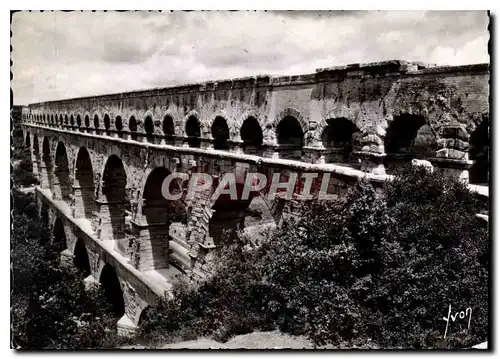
<box><xmin>140</xmin><ymin>165</ymin><xmax>489</xmax><ymax>349</ymax></box>
<box><xmin>10</xmin><ymin>188</ymin><xmax>125</xmax><ymax>349</ymax></box>
<box><xmin>11</xmin><ymin>125</ymin><xmax>123</xmax><ymax>349</ymax></box>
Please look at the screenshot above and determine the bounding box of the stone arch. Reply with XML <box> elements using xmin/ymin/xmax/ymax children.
<box><xmin>52</xmin><ymin>216</ymin><xmax>67</xmax><ymax>253</ymax></box>
<box><xmin>211</xmin><ymin>116</ymin><xmax>230</xmax><ymax>150</ymax></box>
<box><xmin>140</xmin><ymin>166</ymin><xmax>187</xmax><ymax>270</ymax></box>
<box><xmin>192</xmin><ymin>167</ymin><xmax>277</xmax><ymax>250</ymax></box>
<box><xmin>182</xmin><ymin>110</ymin><xmax>199</xmax><ymax>132</ymax></box>
<box><xmin>101</xmin><ymin>154</ymin><xmax>129</xmax><ymax>240</ymax></box>
<box><xmin>101</xmin><ymin>154</ymin><xmax>128</xmax><ymax>196</ymax></box>
<box><xmin>138</xmin><ymin>305</ymin><xmax>153</xmax><ymax>326</ymax></box>
<box><xmin>33</xmin><ymin>134</ymin><xmax>40</xmax><ymax>162</ymax></box>
<box><xmin>185</xmin><ymin>113</ymin><xmax>201</xmax><ymax>148</ymax></box>
<box><xmin>73</xmin><ymin>147</ymin><xmax>95</xmax><ymax>219</ymax></box>
<box><xmin>99</xmin><ymin>264</ymin><xmax>125</xmax><ymax>317</ymax></box>
<box><xmin>276</xmin><ymin>111</ymin><xmax>305</xmax><ymax>160</ymax></box>
<box><xmin>384</xmin><ymin>114</ymin><xmax>435</xmax><ymax>174</ymax></box>
<box><xmin>64</xmin><ymin>114</ymin><xmax>69</xmax><ymax>125</ymax></box>
<box><xmin>41</xmin><ymin>136</ymin><xmax>53</xmax><ymax>190</ymax></box>
<box><xmin>469</xmin><ymin>115</ymin><xmax>489</xmax><ymax>185</ymax></box>
<box><xmin>98</xmin><ymin>146</ymin><xmax>134</xmax><ymax>186</ymax></box>
<box><xmin>54</xmin><ymin>142</ymin><xmax>72</xmax><ymax>202</ymax></box>
<box><xmin>235</xmin><ymin>110</ymin><xmax>264</xmax><ymax>138</ymax></box>
<box><xmin>115</xmin><ymin>115</ymin><xmax>124</xmax><ymax>135</ymax></box>
<box><xmin>93</xmin><ymin>113</ymin><xmax>100</xmax><ymax>129</ymax></box>
<box><xmin>59</xmin><ymin>114</ymin><xmax>63</xmax><ymax>126</ymax></box>
<box><xmin>240</xmin><ymin>116</ymin><xmax>263</xmax><ymax>155</ymax></box>
<box><xmin>208</xmin><ymin>111</ymin><xmax>233</xmax><ymax>132</ymax></box>
<box><xmin>315</xmin><ymin>106</ymin><xmax>358</xmax><ymax>145</ymax></box>
<box><xmin>144</xmin><ymin>114</ymin><xmax>155</xmax><ymax>143</ymax></box>
<box><xmin>84</xmin><ymin>113</ymin><xmax>91</xmax><ymax>128</ymax></box>
<box><xmin>73</xmin><ymin>237</ymin><xmax>91</xmax><ymax>276</ymax></box>
<box><xmin>103</xmin><ymin>114</ymin><xmax>111</xmax><ymax>131</ymax></box>
<box><xmin>70</xmin><ymin>114</ymin><xmax>75</xmax><ymax>126</ymax></box>
<box><xmin>274</xmin><ymin>108</ymin><xmax>308</xmax><ymax>135</ymax></box>
<box><xmin>128</xmin><ymin>116</ymin><xmax>138</xmax><ymax>140</ymax></box>
<box><xmin>25</xmin><ymin>131</ymin><xmax>30</xmax><ymax>147</ymax></box>
<box><xmin>137</xmin><ymin>155</ymin><xmax>177</xmax><ymax>203</ymax></box>
<box><xmin>76</xmin><ymin>114</ymin><xmax>82</xmax><ymax>128</ymax></box>
<box><xmin>321</xmin><ymin>118</ymin><xmax>361</xmax><ymax>164</ymax></box>
<box><xmin>162</xmin><ymin>113</ymin><xmax>175</xmax><ymax>145</ymax></box>
<box><xmin>384</xmin><ymin>114</ymin><xmax>434</xmax><ymax>156</ymax></box>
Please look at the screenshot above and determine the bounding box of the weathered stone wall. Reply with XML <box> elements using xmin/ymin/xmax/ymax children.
<box><xmin>21</xmin><ymin>61</ymin><xmax>489</xmax><ymax>168</ymax></box>
<box><xmin>19</xmin><ymin>60</ymin><xmax>490</xmax><ymax>330</ymax></box>
<box><xmin>22</xmin><ymin>125</ymin><xmax>391</xmax><ymax>280</ymax></box>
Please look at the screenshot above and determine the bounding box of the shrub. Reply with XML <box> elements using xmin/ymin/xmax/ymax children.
<box><xmin>139</xmin><ymin>165</ymin><xmax>488</xmax><ymax>349</ymax></box>
<box><xmin>139</xmin><ymin>240</ymin><xmax>272</xmax><ymax>344</ymax></box>
<box><xmin>11</xmin><ymin>189</ymin><xmax>123</xmax><ymax>349</ymax></box>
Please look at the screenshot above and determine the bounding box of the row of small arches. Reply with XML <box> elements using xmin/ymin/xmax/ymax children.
<box><xmin>25</xmin><ymin>111</ymin><xmax>309</xmax><ymax>154</ymax></box>
<box><xmin>23</xmin><ymin>111</ymin><xmax>443</xmax><ymax>162</ymax></box>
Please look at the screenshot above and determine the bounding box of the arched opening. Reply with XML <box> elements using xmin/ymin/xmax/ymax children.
<box><xmin>42</xmin><ymin>114</ymin><xmax>46</xmax><ymax>123</ymax></box>
<box><xmin>33</xmin><ymin>134</ymin><xmax>40</xmax><ymax>178</ymax></box>
<box><xmin>99</xmin><ymin>264</ymin><xmax>125</xmax><ymax>318</ymax></box>
<box><xmin>141</xmin><ymin>167</ymin><xmax>187</xmax><ymax>270</ymax></box>
<box><xmin>138</xmin><ymin>306</ymin><xmax>153</xmax><ymax>327</ymax></box>
<box><xmin>211</xmin><ymin>117</ymin><xmax>230</xmax><ymax>150</ymax></box>
<box><xmin>52</xmin><ymin>217</ymin><xmax>67</xmax><ymax>253</ymax></box>
<box><xmin>25</xmin><ymin>132</ymin><xmax>30</xmax><ymax>147</ymax></box>
<box><xmin>186</xmin><ymin>116</ymin><xmax>201</xmax><ymax>148</ymax></box>
<box><xmin>64</xmin><ymin>115</ymin><xmax>69</xmax><ymax>126</ymax></box>
<box><xmin>41</xmin><ymin>137</ymin><xmax>53</xmax><ymax>190</ymax></box>
<box><xmin>321</xmin><ymin>118</ymin><xmax>359</xmax><ymax>165</ymax></box>
<box><xmin>102</xmin><ymin>155</ymin><xmax>128</xmax><ymax>239</ymax></box>
<box><xmin>70</xmin><ymin>115</ymin><xmax>75</xmax><ymax>126</ymax></box>
<box><xmin>277</xmin><ymin>116</ymin><xmax>304</xmax><ymax>160</ymax></box>
<box><xmin>144</xmin><ymin>116</ymin><xmax>154</xmax><ymax>143</ymax></box>
<box><xmin>208</xmin><ymin>185</ymin><xmax>270</xmax><ymax>248</ymax></box>
<box><xmin>115</xmin><ymin>116</ymin><xmax>123</xmax><ymax>138</ymax></box>
<box><xmin>84</xmin><ymin>115</ymin><xmax>90</xmax><ymax>128</ymax></box>
<box><xmin>129</xmin><ymin>116</ymin><xmax>138</xmax><ymax>141</ymax></box>
<box><xmin>51</xmin><ymin>114</ymin><xmax>54</xmax><ymax>125</ymax></box>
<box><xmin>74</xmin><ymin>147</ymin><xmax>95</xmax><ymax>219</ymax></box>
<box><xmin>241</xmin><ymin>117</ymin><xmax>263</xmax><ymax>155</ymax></box>
<box><xmin>104</xmin><ymin>114</ymin><xmax>111</xmax><ymax>133</ymax></box>
<box><xmin>384</xmin><ymin>114</ymin><xmax>433</xmax><ymax>173</ymax></box>
<box><xmin>76</xmin><ymin>114</ymin><xmax>82</xmax><ymax>128</ymax></box>
<box><xmin>54</xmin><ymin>142</ymin><xmax>71</xmax><ymax>202</ymax></box>
<box><xmin>40</xmin><ymin>201</ymin><xmax>50</xmax><ymax>240</ymax></box>
<box><xmin>163</xmin><ymin>115</ymin><xmax>175</xmax><ymax>145</ymax></box>
<box><xmin>93</xmin><ymin>115</ymin><xmax>100</xmax><ymax>130</ymax></box>
<box><xmin>469</xmin><ymin>116</ymin><xmax>489</xmax><ymax>185</ymax></box>
<box><xmin>59</xmin><ymin>115</ymin><xmax>63</xmax><ymax>126</ymax></box>
<box><xmin>73</xmin><ymin>237</ymin><xmax>91</xmax><ymax>277</ymax></box>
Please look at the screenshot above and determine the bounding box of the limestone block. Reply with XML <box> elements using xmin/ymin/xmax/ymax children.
<box><xmin>441</xmin><ymin>125</ymin><xmax>468</xmax><ymax>141</ymax></box>
<box><xmin>436</xmin><ymin>148</ymin><xmax>467</xmax><ymax>160</ymax></box>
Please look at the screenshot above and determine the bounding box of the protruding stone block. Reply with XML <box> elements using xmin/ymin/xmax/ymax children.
<box><xmin>117</xmin><ymin>315</ymin><xmax>138</xmax><ymax>337</ymax></box>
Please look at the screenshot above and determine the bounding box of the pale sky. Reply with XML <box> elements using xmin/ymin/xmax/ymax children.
<box><xmin>11</xmin><ymin>10</ymin><xmax>490</xmax><ymax>105</ymax></box>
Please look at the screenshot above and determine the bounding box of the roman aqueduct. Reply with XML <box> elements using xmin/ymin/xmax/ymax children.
<box><xmin>17</xmin><ymin>60</ymin><xmax>489</xmax><ymax>334</ymax></box>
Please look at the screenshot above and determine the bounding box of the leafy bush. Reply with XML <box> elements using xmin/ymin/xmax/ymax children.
<box><xmin>11</xmin><ymin>189</ymin><xmax>123</xmax><ymax>349</ymax></box>
<box><xmin>139</xmin><ymin>241</ymin><xmax>272</xmax><ymax>345</ymax></box>
<box><xmin>139</xmin><ymin>165</ymin><xmax>488</xmax><ymax>349</ymax></box>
